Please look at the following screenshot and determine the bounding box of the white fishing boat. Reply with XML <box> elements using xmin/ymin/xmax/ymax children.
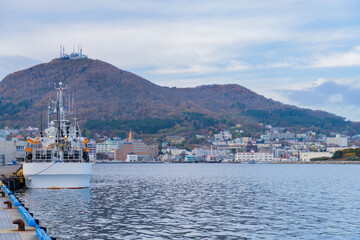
<box><xmin>23</xmin><ymin>82</ymin><xmax>92</xmax><ymax>189</ymax></box>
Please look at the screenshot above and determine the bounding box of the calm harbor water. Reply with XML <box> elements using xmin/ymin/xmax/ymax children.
<box><xmin>16</xmin><ymin>163</ymin><xmax>360</xmax><ymax>239</ymax></box>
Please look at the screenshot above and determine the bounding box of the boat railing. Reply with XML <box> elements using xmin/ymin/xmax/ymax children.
<box><xmin>26</xmin><ymin>159</ymin><xmax>85</xmax><ymax>163</ymax></box>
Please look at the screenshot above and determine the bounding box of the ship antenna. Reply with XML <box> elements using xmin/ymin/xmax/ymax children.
<box><xmin>56</xmin><ymin>96</ymin><xmax>60</xmax><ymax>144</ymax></box>
<box><xmin>40</xmin><ymin>108</ymin><xmax>43</xmax><ymax>137</ymax></box>
<box><xmin>73</xmin><ymin>93</ymin><xmax>74</xmax><ymax>116</ymax></box>
<box><xmin>68</xmin><ymin>91</ymin><xmax>71</xmax><ymax>113</ymax></box>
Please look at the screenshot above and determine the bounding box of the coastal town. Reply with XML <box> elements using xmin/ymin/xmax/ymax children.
<box><xmin>0</xmin><ymin>123</ymin><xmax>357</xmax><ymax>165</ymax></box>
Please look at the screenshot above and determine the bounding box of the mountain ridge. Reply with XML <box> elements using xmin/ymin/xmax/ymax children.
<box><xmin>0</xmin><ymin>58</ymin><xmax>353</xmax><ymax>135</ymax></box>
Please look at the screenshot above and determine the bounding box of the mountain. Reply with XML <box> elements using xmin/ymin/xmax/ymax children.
<box><xmin>0</xmin><ymin>58</ymin><xmax>355</xmax><ymax>136</ymax></box>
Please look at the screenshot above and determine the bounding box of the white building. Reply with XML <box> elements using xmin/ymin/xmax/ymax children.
<box><xmin>299</xmin><ymin>152</ymin><xmax>333</xmax><ymax>162</ymax></box>
<box><xmin>96</xmin><ymin>139</ymin><xmax>119</xmax><ymax>153</ymax></box>
<box><xmin>235</xmin><ymin>152</ymin><xmax>274</xmax><ymax>163</ymax></box>
<box><xmin>0</xmin><ymin>140</ymin><xmax>26</xmax><ymax>164</ymax></box>
<box><xmin>214</xmin><ymin>130</ymin><xmax>232</xmax><ymax>142</ymax></box>
<box><xmin>233</xmin><ymin>137</ymin><xmax>252</xmax><ymax>144</ymax></box>
<box><xmin>185</xmin><ymin>155</ymin><xmax>196</xmax><ymax>162</ymax></box>
<box><xmin>160</xmin><ymin>153</ymin><xmax>178</xmax><ymax>162</ymax></box>
<box><xmin>126</xmin><ymin>154</ymin><xmax>138</xmax><ymax>162</ymax></box>
<box><xmin>326</xmin><ymin>135</ymin><xmax>348</xmax><ymax>147</ymax></box>
<box><xmin>165</xmin><ymin>148</ymin><xmax>191</xmax><ymax>156</ymax></box>
<box><xmin>327</xmin><ymin>146</ymin><xmax>357</xmax><ymax>154</ymax></box>
<box><xmin>192</xmin><ymin>147</ymin><xmax>222</xmax><ymax>160</ymax></box>
<box><xmin>0</xmin><ymin>130</ymin><xmax>10</xmax><ymax>139</ymax></box>
<box><xmin>206</xmin><ymin>154</ymin><xmax>218</xmax><ymax>162</ymax></box>
<box><xmin>270</xmin><ymin>131</ymin><xmax>295</xmax><ymax>139</ymax></box>
<box><xmin>87</xmin><ymin>140</ymin><xmax>97</xmax><ymax>162</ymax></box>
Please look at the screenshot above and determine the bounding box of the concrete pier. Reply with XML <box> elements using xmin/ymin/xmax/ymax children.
<box><xmin>0</xmin><ymin>181</ymin><xmax>53</xmax><ymax>240</ymax></box>
<box><xmin>0</xmin><ymin>165</ymin><xmax>20</xmax><ymax>177</ymax></box>
<box><xmin>0</xmin><ymin>191</ymin><xmax>37</xmax><ymax>240</ymax></box>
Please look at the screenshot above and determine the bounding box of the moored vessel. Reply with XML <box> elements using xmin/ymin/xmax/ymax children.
<box><xmin>23</xmin><ymin>82</ymin><xmax>92</xmax><ymax>189</ymax></box>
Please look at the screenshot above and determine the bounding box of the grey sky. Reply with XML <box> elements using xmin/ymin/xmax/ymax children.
<box><xmin>1</xmin><ymin>0</ymin><xmax>360</xmax><ymax>120</ymax></box>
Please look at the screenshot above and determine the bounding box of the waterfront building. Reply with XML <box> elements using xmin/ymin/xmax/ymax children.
<box><xmin>326</xmin><ymin>146</ymin><xmax>357</xmax><ymax>154</ymax></box>
<box><xmin>192</xmin><ymin>147</ymin><xmax>218</xmax><ymax>157</ymax></box>
<box><xmin>299</xmin><ymin>151</ymin><xmax>333</xmax><ymax>162</ymax></box>
<box><xmin>206</xmin><ymin>154</ymin><xmax>218</xmax><ymax>162</ymax></box>
<box><xmin>96</xmin><ymin>139</ymin><xmax>118</xmax><ymax>153</ymax></box>
<box><xmin>15</xmin><ymin>141</ymin><xmax>26</xmax><ymax>162</ymax></box>
<box><xmin>164</xmin><ymin>147</ymin><xmax>191</xmax><ymax>156</ymax></box>
<box><xmin>185</xmin><ymin>155</ymin><xmax>196</xmax><ymax>163</ymax></box>
<box><xmin>187</xmin><ymin>146</ymin><xmax>222</xmax><ymax>162</ymax></box>
<box><xmin>235</xmin><ymin>151</ymin><xmax>274</xmax><ymax>163</ymax></box>
<box><xmin>115</xmin><ymin>140</ymin><xmax>158</xmax><ymax>161</ymax></box>
<box><xmin>160</xmin><ymin>153</ymin><xmax>181</xmax><ymax>162</ymax></box>
<box><xmin>96</xmin><ymin>138</ymin><xmax>122</xmax><ymax>160</ymax></box>
<box><xmin>126</xmin><ymin>153</ymin><xmax>139</xmax><ymax>162</ymax></box>
<box><xmin>0</xmin><ymin>140</ymin><xmax>26</xmax><ymax>164</ymax></box>
<box><xmin>87</xmin><ymin>140</ymin><xmax>97</xmax><ymax>162</ymax></box>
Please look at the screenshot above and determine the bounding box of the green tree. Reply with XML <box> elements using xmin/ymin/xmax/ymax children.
<box><xmin>332</xmin><ymin>150</ymin><xmax>343</xmax><ymax>159</ymax></box>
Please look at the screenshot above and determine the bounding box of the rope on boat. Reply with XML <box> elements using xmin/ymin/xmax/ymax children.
<box><xmin>26</xmin><ymin>161</ymin><xmax>59</xmax><ymax>177</ymax></box>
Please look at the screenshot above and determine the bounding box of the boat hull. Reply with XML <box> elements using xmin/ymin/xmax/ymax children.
<box><xmin>23</xmin><ymin>162</ymin><xmax>92</xmax><ymax>189</ymax></box>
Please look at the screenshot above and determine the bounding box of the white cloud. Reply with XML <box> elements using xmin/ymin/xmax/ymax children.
<box><xmin>312</xmin><ymin>78</ymin><xmax>360</xmax><ymax>89</ymax></box>
<box><xmin>273</xmin><ymin>78</ymin><xmax>360</xmax><ymax>120</ymax></box>
<box><xmin>1</xmin><ymin>0</ymin><xmax>358</xmax><ymax>76</ymax></box>
<box><xmin>223</xmin><ymin>61</ymin><xmax>251</xmax><ymax>72</ymax></box>
<box><xmin>1</xmin><ymin>0</ymin><xmax>360</xmax><ymax>123</ymax></box>
<box><xmin>150</xmin><ymin>65</ymin><xmax>219</xmax><ymax>75</ymax></box>
<box><xmin>264</xmin><ymin>62</ymin><xmax>293</xmax><ymax>68</ymax></box>
<box><xmin>310</xmin><ymin>46</ymin><xmax>360</xmax><ymax>68</ymax></box>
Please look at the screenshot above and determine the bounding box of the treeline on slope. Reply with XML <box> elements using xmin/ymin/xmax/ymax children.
<box><xmin>0</xmin><ymin>99</ymin><xmax>33</xmax><ymax>115</ymax></box>
<box><xmin>332</xmin><ymin>148</ymin><xmax>360</xmax><ymax>161</ymax></box>
<box><xmin>183</xmin><ymin>112</ymin><xmax>227</xmax><ymax>130</ymax></box>
<box><xmin>85</xmin><ymin>118</ymin><xmax>177</xmax><ymax>135</ymax></box>
<box><xmin>243</xmin><ymin>108</ymin><xmax>347</xmax><ymax>132</ymax></box>
<box><xmin>0</xmin><ymin>99</ymin><xmax>33</xmax><ymax>127</ymax></box>
<box><xmin>83</xmin><ymin>112</ymin><xmax>233</xmax><ymax>138</ymax></box>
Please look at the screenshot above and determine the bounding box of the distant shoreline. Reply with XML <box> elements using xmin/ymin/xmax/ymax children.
<box><xmin>95</xmin><ymin>161</ymin><xmax>360</xmax><ymax>164</ymax></box>
<box><xmin>275</xmin><ymin>161</ymin><xmax>360</xmax><ymax>164</ymax></box>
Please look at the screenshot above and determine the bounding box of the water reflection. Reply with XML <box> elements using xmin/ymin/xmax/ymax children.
<box><xmin>16</xmin><ymin>164</ymin><xmax>360</xmax><ymax>239</ymax></box>
<box><xmin>17</xmin><ymin>188</ymin><xmax>91</xmax><ymax>239</ymax></box>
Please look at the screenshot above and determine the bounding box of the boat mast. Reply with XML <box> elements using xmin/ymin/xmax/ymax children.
<box><xmin>55</xmin><ymin>82</ymin><xmax>68</xmax><ymax>147</ymax></box>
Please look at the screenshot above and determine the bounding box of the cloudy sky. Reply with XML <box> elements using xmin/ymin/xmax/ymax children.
<box><xmin>1</xmin><ymin>0</ymin><xmax>360</xmax><ymax>120</ymax></box>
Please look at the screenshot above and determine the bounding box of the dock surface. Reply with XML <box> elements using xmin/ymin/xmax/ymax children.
<box><xmin>0</xmin><ymin>165</ymin><xmax>20</xmax><ymax>177</ymax></box>
<box><xmin>0</xmin><ymin>186</ymin><xmax>37</xmax><ymax>240</ymax></box>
